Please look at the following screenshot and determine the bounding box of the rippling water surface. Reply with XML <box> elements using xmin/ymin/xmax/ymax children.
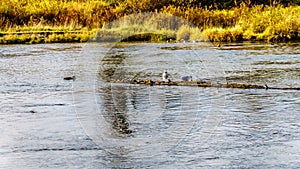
<box><xmin>0</xmin><ymin>42</ymin><xmax>299</xmax><ymax>168</ymax></box>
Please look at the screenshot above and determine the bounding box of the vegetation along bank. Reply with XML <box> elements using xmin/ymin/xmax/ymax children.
<box><xmin>1</xmin><ymin>0</ymin><xmax>300</xmax><ymax>44</ymax></box>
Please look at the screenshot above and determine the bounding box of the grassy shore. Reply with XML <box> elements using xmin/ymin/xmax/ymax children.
<box><xmin>1</xmin><ymin>0</ymin><xmax>300</xmax><ymax>44</ymax></box>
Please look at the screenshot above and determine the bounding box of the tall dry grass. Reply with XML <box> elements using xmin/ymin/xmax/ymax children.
<box><xmin>0</xmin><ymin>0</ymin><xmax>119</xmax><ymax>30</ymax></box>
<box><xmin>0</xmin><ymin>0</ymin><xmax>300</xmax><ymax>43</ymax></box>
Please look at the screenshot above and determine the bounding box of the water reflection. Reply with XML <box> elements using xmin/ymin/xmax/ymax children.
<box><xmin>100</xmin><ymin>53</ymin><xmax>127</xmax><ymax>82</ymax></box>
<box><xmin>129</xmin><ymin>86</ymin><xmax>151</xmax><ymax>111</ymax></box>
<box><xmin>98</xmin><ymin>83</ymin><xmax>185</xmax><ymax>137</ymax></box>
<box><xmin>97</xmin><ymin>81</ymin><xmax>207</xmax><ymax>158</ymax></box>
<box><xmin>100</xmin><ymin>84</ymin><xmax>132</xmax><ymax>135</ymax></box>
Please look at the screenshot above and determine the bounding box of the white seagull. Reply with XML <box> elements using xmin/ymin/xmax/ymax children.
<box><xmin>162</xmin><ymin>70</ymin><xmax>170</xmax><ymax>81</ymax></box>
<box><xmin>182</xmin><ymin>76</ymin><xmax>193</xmax><ymax>81</ymax></box>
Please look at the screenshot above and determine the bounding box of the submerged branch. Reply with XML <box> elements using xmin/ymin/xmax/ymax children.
<box><xmin>130</xmin><ymin>79</ymin><xmax>300</xmax><ymax>91</ymax></box>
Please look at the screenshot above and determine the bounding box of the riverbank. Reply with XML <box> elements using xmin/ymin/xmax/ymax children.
<box><xmin>1</xmin><ymin>0</ymin><xmax>300</xmax><ymax>44</ymax></box>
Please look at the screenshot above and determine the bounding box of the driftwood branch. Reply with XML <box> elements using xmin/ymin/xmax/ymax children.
<box><xmin>130</xmin><ymin>79</ymin><xmax>300</xmax><ymax>91</ymax></box>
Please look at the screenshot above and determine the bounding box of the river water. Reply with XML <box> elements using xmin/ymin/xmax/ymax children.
<box><xmin>0</xmin><ymin>42</ymin><xmax>299</xmax><ymax>168</ymax></box>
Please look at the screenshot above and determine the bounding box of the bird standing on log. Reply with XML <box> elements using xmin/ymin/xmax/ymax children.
<box><xmin>162</xmin><ymin>70</ymin><xmax>170</xmax><ymax>82</ymax></box>
<box><xmin>182</xmin><ymin>76</ymin><xmax>193</xmax><ymax>81</ymax></box>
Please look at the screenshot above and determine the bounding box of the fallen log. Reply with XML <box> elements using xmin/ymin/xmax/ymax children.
<box><xmin>130</xmin><ymin>79</ymin><xmax>300</xmax><ymax>90</ymax></box>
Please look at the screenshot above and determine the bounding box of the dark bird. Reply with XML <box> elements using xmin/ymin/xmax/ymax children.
<box><xmin>64</xmin><ymin>75</ymin><xmax>75</xmax><ymax>80</ymax></box>
<box><xmin>265</xmin><ymin>84</ymin><xmax>269</xmax><ymax>89</ymax></box>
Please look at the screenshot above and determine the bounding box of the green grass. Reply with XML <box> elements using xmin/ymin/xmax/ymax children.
<box><xmin>0</xmin><ymin>0</ymin><xmax>300</xmax><ymax>43</ymax></box>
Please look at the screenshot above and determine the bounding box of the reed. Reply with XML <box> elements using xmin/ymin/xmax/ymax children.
<box><xmin>203</xmin><ymin>26</ymin><xmax>244</xmax><ymax>42</ymax></box>
<box><xmin>162</xmin><ymin>3</ymin><xmax>300</xmax><ymax>42</ymax></box>
<box><xmin>239</xmin><ymin>5</ymin><xmax>300</xmax><ymax>41</ymax></box>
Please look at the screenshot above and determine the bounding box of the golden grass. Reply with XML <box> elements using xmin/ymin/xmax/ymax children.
<box><xmin>163</xmin><ymin>4</ymin><xmax>300</xmax><ymax>42</ymax></box>
<box><xmin>0</xmin><ymin>0</ymin><xmax>300</xmax><ymax>43</ymax></box>
<box><xmin>203</xmin><ymin>26</ymin><xmax>244</xmax><ymax>42</ymax></box>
